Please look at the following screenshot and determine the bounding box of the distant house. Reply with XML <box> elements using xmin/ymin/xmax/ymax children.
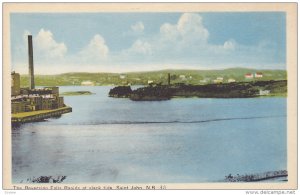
<box><xmin>120</xmin><ymin>74</ymin><xmax>126</xmax><ymax>79</ymax></box>
<box><xmin>259</xmin><ymin>89</ymin><xmax>270</xmax><ymax>96</ymax></box>
<box><xmin>216</xmin><ymin>77</ymin><xmax>223</xmax><ymax>81</ymax></box>
<box><xmin>213</xmin><ymin>77</ymin><xmax>223</xmax><ymax>84</ymax></box>
<box><xmin>81</xmin><ymin>81</ymin><xmax>95</xmax><ymax>86</ymax></box>
<box><xmin>245</xmin><ymin>73</ymin><xmax>254</xmax><ymax>79</ymax></box>
<box><xmin>179</xmin><ymin>75</ymin><xmax>186</xmax><ymax>80</ymax></box>
<box><xmin>255</xmin><ymin>72</ymin><xmax>263</xmax><ymax>78</ymax></box>
<box><xmin>228</xmin><ymin>78</ymin><xmax>236</xmax><ymax>83</ymax></box>
<box><xmin>213</xmin><ymin>79</ymin><xmax>223</xmax><ymax>84</ymax></box>
<box><xmin>148</xmin><ymin>80</ymin><xmax>154</xmax><ymax>84</ymax></box>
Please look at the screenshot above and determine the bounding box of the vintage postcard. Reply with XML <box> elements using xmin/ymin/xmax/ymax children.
<box><xmin>2</xmin><ymin>3</ymin><xmax>297</xmax><ymax>191</ymax></box>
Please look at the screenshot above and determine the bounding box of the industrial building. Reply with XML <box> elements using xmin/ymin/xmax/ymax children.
<box><xmin>11</xmin><ymin>82</ymin><xmax>66</xmax><ymax>114</ymax></box>
<box><xmin>11</xmin><ymin>35</ymin><xmax>69</xmax><ymax>114</ymax></box>
<box><xmin>11</xmin><ymin>71</ymin><xmax>20</xmax><ymax>96</ymax></box>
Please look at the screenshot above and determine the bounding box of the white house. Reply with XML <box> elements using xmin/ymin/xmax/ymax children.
<box><xmin>228</xmin><ymin>78</ymin><xmax>236</xmax><ymax>83</ymax></box>
<box><xmin>179</xmin><ymin>75</ymin><xmax>186</xmax><ymax>80</ymax></box>
<box><xmin>216</xmin><ymin>77</ymin><xmax>224</xmax><ymax>81</ymax></box>
<box><xmin>120</xmin><ymin>74</ymin><xmax>126</xmax><ymax>79</ymax></box>
<box><xmin>245</xmin><ymin>73</ymin><xmax>254</xmax><ymax>79</ymax></box>
<box><xmin>259</xmin><ymin>90</ymin><xmax>270</xmax><ymax>96</ymax></box>
<box><xmin>148</xmin><ymin>80</ymin><xmax>154</xmax><ymax>84</ymax></box>
<box><xmin>81</xmin><ymin>81</ymin><xmax>95</xmax><ymax>86</ymax></box>
<box><xmin>213</xmin><ymin>77</ymin><xmax>223</xmax><ymax>84</ymax></box>
<box><xmin>213</xmin><ymin>80</ymin><xmax>221</xmax><ymax>84</ymax></box>
<box><xmin>255</xmin><ymin>72</ymin><xmax>263</xmax><ymax>78</ymax></box>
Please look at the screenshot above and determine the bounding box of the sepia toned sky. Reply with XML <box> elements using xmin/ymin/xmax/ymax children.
<box><xmin>10</xmin><ymin>12</ymin><xmax>286</xmax><ymax>74</ymax></box>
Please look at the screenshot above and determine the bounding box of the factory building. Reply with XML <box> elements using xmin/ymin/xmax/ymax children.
<box><xmin>11</xmin><ymin>101</ymin><xmax>26</xmax><ymax>114</ymax></box>
<box><xmin>11</xmin><ymin>35</ymin><xmax>68</xmax><ymax>114</ymax></box>
<box><xmin>11</xmin><ymin>84</ymin><xmax>66</xmax><ymax>113</ymax></box>
<box><xmin>11</xmin><ymin>71</ymin><xmax>20</xmax><ymax>96</ymax></box>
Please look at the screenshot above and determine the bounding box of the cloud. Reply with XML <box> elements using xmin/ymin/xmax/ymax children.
<box><xmin>177</xmin><ymin>13</ymin><xmax>209</xmax><ymax>43</ymax></box>
<box><xmin>120</xmin><ymin>12</ymin><xmax>284</xmax><ymax>70</ymax></box>
<box><xmin>20</xmin><ymin>29</ymin><xmax>67</xmax><ymax>62</ymax></box>
<box><xmin>79</xmin><ymin>34</ymin><xmax>109</xmax><ymax>59</ymax></box>
<box><xmin>160</xmin><ymin>23</ymin><xmax>179</xmax><ymax>41</ymax></box>
<box><xmin>34</xmin><ymin>28</ymin><xmax>67</xmax><ymax>58</ymax></box>
<box><xmin>126</xmin><ymin>39</ymin><xmax>152</xmax><ymax>55</ymax></box>
<box><xmin>12</xmin><ymin>29</ymin><xmax>68</xmax><ymax>71</ymax></box>
<box><xmin>223</xmin><ymin>39</ymin><xmax>236</xmax><ymax>50</ymax></box>
<box><xmin>160</xmin><ymin>13</ymin><xmax>209</xmax><ymax>44</ymax></box>
<box><xmin>131</xmin><ymin>22</ymin><xmax>144</xmax><ymax>34</ymax></box>
<box><xmin>118</xmin><ymin>13</ymin><xmax>242</xmax><ymax>68</ymax></box>
<box><xmin>13</xmin><ymin>30</ymin><xmax>110</xmax><ymax>72</ymax></box>
<box><xmin>12</xmin><ymin>13</ymin><xmax>285</xmax><ymax>74</ymax></box>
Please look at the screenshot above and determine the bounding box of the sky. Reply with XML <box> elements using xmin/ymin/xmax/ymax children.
<box><xmin>10</xmin><ymin>12</ymin><xmax>286</xmax><ymax>74</ymax></box>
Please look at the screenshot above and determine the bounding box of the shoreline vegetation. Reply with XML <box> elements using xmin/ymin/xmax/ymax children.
<box><xmin>60</xmin><ymin>91</ymin><xmax>93</xmax><ymax>96</ymax></box>
<box><xmin>19</xmin><ymin>68</ymin><xmax>287</xmax><ymax>87</ymax></box>
<box><xmin>109</xmin><ymin>80</ymin><xmax>287</xmax><ymax>101</ymax></box>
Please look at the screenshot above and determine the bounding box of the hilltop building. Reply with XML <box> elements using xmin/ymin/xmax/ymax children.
<box><xmin>179</xmin><ymin>75</ymin><xmax>186</xmax><ymax>80</ymax></box>
<box><xmin>213</xmin><ymin>77</ymin><xmax>224</xmax><ymax>84</ymax></box>
<box><xmin>245</xmin><ymin>72</ymin><xmax>263</xmax><ymax>79</ymax></box>
<box><xmin>81</xmin><ymin>80</ymin><xmax>95</xmax><ymax>86</ymax></box>
<box><xmin>228</xmin><ymin>78</ymin><xmax>236</xmax><ymax>83</ymax></box>
<box><xmin>119</xmin><ymin>74</ymin><xmax>126</xmax><ymax>79</ymax></box>
<box><xmin>245</xmin><ymin>73</ymin><xmax>254</xmax><ymax>79</ymax></box>
<box><xmin>259</xmin><ymin>89</ymin><xmax>270</xmax><ymax>96</ymax></box>
<box><xmin>255</xmin><ymin>72</ymin><xmax>263</xmax><ymax>78</ymax></box>
<box><xmin>148</xmin><ymin>80</ymin><xmax>154</xmax><ymax>84</ymax></box>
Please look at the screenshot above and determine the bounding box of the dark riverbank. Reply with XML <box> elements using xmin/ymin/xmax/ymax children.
<box><xmin>109</xmin><ymin>80</ymin><xmax>287</xmax><ymax>101</ymax></box>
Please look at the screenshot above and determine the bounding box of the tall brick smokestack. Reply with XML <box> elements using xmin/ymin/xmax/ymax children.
<box><xmin>28</xmin><ymin>35</ymin><xmax>35</xmax><ymax>89</ymax></box>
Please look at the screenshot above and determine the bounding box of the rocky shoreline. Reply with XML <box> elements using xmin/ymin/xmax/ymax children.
<box><xmin>109</xmin><ymin>80</ymin><xmax>287</xmax><ymax>101</ymax></box>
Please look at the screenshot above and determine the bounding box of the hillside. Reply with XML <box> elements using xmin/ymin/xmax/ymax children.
<box><xmin>19</xmin><ymin>68</ymin><xmax>287</xmax><ymax>87</ymax></box>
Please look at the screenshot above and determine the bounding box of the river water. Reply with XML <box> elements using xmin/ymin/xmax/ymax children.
<box><xmin>12</xmin><ymin>86</ymin><xmax>287</xmax><ymax>183</ymax></box>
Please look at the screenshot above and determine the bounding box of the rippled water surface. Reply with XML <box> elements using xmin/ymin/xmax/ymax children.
<box><xmin>12</xmin><ymin>86</ymin><xmax>287</xmax><ymax>183</ymax></box>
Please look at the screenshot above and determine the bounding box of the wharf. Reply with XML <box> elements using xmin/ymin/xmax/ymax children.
<box><xmin>12</xmin><ymin>107</ymin><xmax>72</xmax><ymax>124</ymax></box>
